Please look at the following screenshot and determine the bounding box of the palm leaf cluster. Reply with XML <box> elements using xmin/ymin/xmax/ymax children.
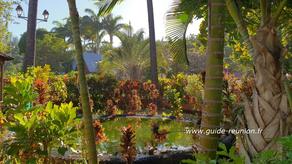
<box><xmin>166</xmin><ymin>0</ymin><xmax>207</xmax><ymax>65</ymax></box>
<box><xmin>104</xmin><ymin>27</ymin><xmax>150</xmax><ymax>80</ymax></box>
<box><xmin>52</xmin><ymin>8</ymin><xmax>125</xmax><ymax>53</ymax></box>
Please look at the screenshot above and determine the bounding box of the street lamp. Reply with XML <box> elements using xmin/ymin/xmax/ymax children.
<box><xmin>16</xmin><ymin>4</ymin><xmax>23</xmax><ymax>17</ymax></box>
<box><xmin>42</xmin><ymin>10</ymin><xmax>49</xmax><ymax>21</ymax></box>
<box><xmin>16</xmin><ymin>4</ymin><xmax>49</xmax><ymax>22</ymax></box>
<box><xmin>16</xmin><ymin>2</ymin><xmax>49</xmax><ymax>71</ymax></box>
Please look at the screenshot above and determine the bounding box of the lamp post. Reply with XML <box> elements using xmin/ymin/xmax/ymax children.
<box><xmin>16</xmin><ymin>2</ymin><xmax>49</xmax><ymax>71</ymax></box>
<box><xmin>16</xmin><ymin>4</ymin><xmax>49</xmax><ymax>22</ymax></box>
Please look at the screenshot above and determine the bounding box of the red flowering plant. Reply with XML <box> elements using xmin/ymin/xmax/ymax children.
<box><xmin>120</xmin><ymin>125</ymin><xmax>136</xmax><ymax>164</ymax></box>
<box><xmin>93</xmin><ymin>120</ymin><xmax>107</xmax><ymax>144</ymax></box>
<box><xmin>106</xmin><ymin>99</ymin><xmax>118</xmax><ymax>115</ymax></box>
<box><xmin>148</xmin><ymin>103</ymin><xmax>158</xmax><ymax>116</ymax></box>
<box><xmin>111</xmin><ymin>80</ymin><xmax>142</xmax><ymax>114</ymax></box>
<box><xmin>33</xmin><ymin>78</ymin><xmax>48</xmax><ymax>105</ymax></box>
<box><xmin>107</xmin><ymin>80</ymin><xmax>160</xmax><ymax>115</ymax></box>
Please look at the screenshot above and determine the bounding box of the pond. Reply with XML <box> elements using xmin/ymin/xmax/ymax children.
<box><xmin>97</xmin><ymin>117</ymin><xmax>196</xmax><ymax>155</ymax></box>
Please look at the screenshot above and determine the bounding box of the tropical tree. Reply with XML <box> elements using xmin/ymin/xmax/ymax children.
<box><xmin>225</xmin><ymin>0</ymin><xmax>290</xmax><ymax>161</ymax></box>
<box><xmin>101</xmin><ymin>27</ymin><xmax>150</xmax><ymax>80</ymax></box>
<box><xmin>51</xmin><ymin>19</ymin><xmax>73</xmax><ymax>43</ymax></box>
<box><xmin>166</xmin><ymin>0</ymin><xmax>291</xmax><ymax>161</ymax></box>
<box><xmin>0</xmin><ymin>0</ymin><xmax>13</xmax><ymax>53</ymax></box>
<box><xmin>19</xmin><ymin>28</ymin><xmax>49</xmax><ymax>55</ymax></box>
<box><xmin>36</xmin><ymin>34</ymin><xmax>72</xmax><ymax>73</ymax></box>
<box><xmin>79</xmin><ymin>9</ymin><xmax>105</xmax><ymax>53</ymax></box>
<box><xmin>102</xmin><ymin>14</ymin><xmax>124</xmax><ymax>46</ymax></box>
<box><xmin>146</xmin><ymin>0</ymin><xmax>159</xmax><ymax>87</ymax></box>
<box><xmin>199</xmin><ymin>0</ymin><xmax>225</xmax><ymax>159</ymax></box>
<box><xmin>5</xmin><ymin>37</ymin><xmax>23</xmax><ymax>74</ymax></box>
<box><xmin>98</xmin><ymin>0</ymin><xmax>159</xmax><ymax>86</ymax></box>
<box><xmin>66</xmin><ymin>0</ymin><xmax>98</xmax><ymax>163</ymax></box>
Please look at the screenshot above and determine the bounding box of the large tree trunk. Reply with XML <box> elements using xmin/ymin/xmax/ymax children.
<box><xmin>238</xmin><ymin>25</ymin><xmax>289</xmax><ymax>162</ymax></box>
<box><xmin>226</xmin><ymin>0</ymin><xmax>289</xmax><ymax>162</ymax></box>
<box><xmin>226</xmin><ymin>0</ymin><xmax>290</xmax><ymax>163</ymax></box>
<box><xmin>146</xmin><ymin>0</ymin><xmax>159</xmax><ymax>86</ymax></box>
<box><xmin>23</xmin><ymin>0</ymin><xmax>38</xmax><ymax>71</ymax></box>
<box><xmin>67</xmin><ymin>0</ymin><xmax>98</xmax><ymax>163</ymax></box>
<box><xmin>198</xmin><ymin>0</ymin><xmax>225</xmax><ymax>159</ymax></box>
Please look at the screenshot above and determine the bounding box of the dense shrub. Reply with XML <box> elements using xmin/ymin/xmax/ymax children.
<box><xmin>160</xmin><ymin>73</ymin><xmax>201</xmax><ymax>117</ymax></box>
<box><xmin>0</xmin><ymin>102</ymin><xmax>80</xmax><ymax>163</ymax></box>
<box><xmin>107</xmin><ymin>80</ymin><xmax>160</xmax><ymax>115</ymax></box>
<box><xmin>3</xmin><ymin>65</ymin><xmax>67</xmax><ymax>112</ymax></box>
<box><xmin>87</xmin><ymin>74</ymin><xmax>118</xmax><ymax>113</ymax></box>
<box><xmin>64</xmin><ymin>73</ymin><xmax>118</xmax><ymax>113</ymax></box>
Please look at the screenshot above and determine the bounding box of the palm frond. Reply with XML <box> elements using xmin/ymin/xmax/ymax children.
<box><xmin>166</xmin><ymin>0</ymin><xmax>207</xmax><ymax>65</ymax></box>
<box><xmin>85</xmin><ymin>8</ymin><xmax>96</xmax><ymax>17</ymax></box>
<box><xmin>166</xmin><ymin>0</ymin><xmax>191</xmax><ymax>65</ymax></box>
<box><xmin>98</xmin><ymin>0</ymin><xmax>123</xmax><ymax>16</ymax></box>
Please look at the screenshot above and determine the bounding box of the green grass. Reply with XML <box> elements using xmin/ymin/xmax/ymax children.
<box><xmin>97</xmin><ymin>118</ymin><xmax>195</xmax><ymax>154</ymax></box>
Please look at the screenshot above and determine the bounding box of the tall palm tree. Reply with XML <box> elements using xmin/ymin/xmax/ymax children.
<box><xmin>102</xmin><ymin>14</ymin><xmax>124</xmax><ymax>46</ymax></box>
<box><xmin>82</xmin><ymin>8</ymin><xmax>106</xmax><ymax>53</ymax></box>
<box><xmin>199</xmin><ymin>0</ymin><xmax>225</xmax><ymax>158</ymax></box>
<box><xmin>66</xmin><ymin>0</ymin><xmax>98</xmax><ymax>163</ymax></box>
<box><xmin>23</xmin><ymin>0</ymin><xmax>38</xmax><ymax>71</ymax></box>
<box><xmin>146</xmin><ymin>0</ymin><xmax>159</xmax><ymax>87</ymax></box>
<box><xmin>98</xmin><ymin>0</ymin><xmax>159</xmax><ymax>85</ymax></box>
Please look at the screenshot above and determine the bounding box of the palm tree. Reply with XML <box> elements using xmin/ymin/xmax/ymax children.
<box><xmin>199</xmin><ymin>0</ymin><xmax>225</xmax><ymax>158</ymax></box>
<box><xmin>146</xmin><ymin>0</ymin><xmax>159</xmax><ymax>87</ymax></box>
<box><xmin>82</xmin><ymin>8</ymin><xmax>106</xmax><ymax>53</ymax></box>
<box><xmin>102</xmin><ymin>14</ymin><xmax>124</xmax><ymax>46</ymax></box>
<box><xmin>226</xmin><ymin>0</ymin><xmax>289</xmax><ymax>161</ymax></box>
<box><xmin>66</xmin><ymin>0</ymin><xmax>98</xmax><ymax>163</ymax></box>
<box><xmin>51</xmin><ymin>19</ymin><xmax>73</xmax><ymax>43</ymax></box>
<box><xmin>23</xmin><ymin>0</ymin><xmax>38</xmax><ymax>71</ymax></box>
<box><xmin>98</xmin><ymin>0</ymin><xmax>159</xmax><ymax>85</ymax></box>
<box><xmin>103</xmin><ymin>27</ymin><xmax>150</xmax><ymax>80</ymax></box>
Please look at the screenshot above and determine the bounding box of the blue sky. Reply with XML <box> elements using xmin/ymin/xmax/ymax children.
<box><xmin>9</xmin><ymin>0</ymin><xmax>201</xmax><ymax>41</ymax></box>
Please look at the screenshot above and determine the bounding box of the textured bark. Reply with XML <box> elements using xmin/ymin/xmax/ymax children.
<box><xmin>238</xmin><ymin>25</ymin><xmax>289</xmax><ymax>161</ymax></box>
<box><xmin>23</xmin><ymin>0</ymin><xmax>38</xmax><ymax>71</ymax></box>
<box><xmin>147</xmin><ymin>0</ymin><xmax>159</xmax><ymax>87</ymax></box>
<box><xmin>198</xmin><ymin>0</ymin><xmax>225</xmax><ymax>159</ymax></box>
<box><xmin>226</xmin><ymin>0</ymin><xmax>289</xmax><ymax>162</ymax></box>
<box><xmin>67</xmin><ymin>0</ymin><xmax>98</xmax><ymax>163</ymax></box>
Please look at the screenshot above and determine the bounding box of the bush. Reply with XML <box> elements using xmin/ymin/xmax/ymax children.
<box><xmin>0</xmin><ymin>101</ymin><xmax>79</xmax><ymax>163</ymax></box>
<box><xmin>64</xmin><ymin>73</ymin><xmax>118</xmax><ymax>113</ymax></box>
<box><xmin>3</xmin><ymin>65</ymin><xmax>67</xmax><ymax>112</ymax></box>
<box><xmin>107</xmin><ymin>80</ymin><xmax>160</xmax><ymax>115</ymax></box>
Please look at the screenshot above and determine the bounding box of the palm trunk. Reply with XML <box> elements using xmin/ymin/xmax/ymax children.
<box><xmin>109</xmin><ymin>35</ymin><xmax>113</xmax><ymax>46</ymax></box>
<box><xmin>226</xmin><ymin>0</ymin><xmax>289</xmax><ymax>162</ymax></box>
<box><xmin>146</xmin><ymin>0</ymin><xmax>159</xmax><ymax>87</ymax></box>
<box><xmin>96</xmin><ymin>33</ymin><xmax>101</xmax><ymax>54</ymax></box>
<box><xmin>198</xmin><ymin>0</ymin><xmax>225</xmax><ymax>159</ymax></box>
<box><xmin>67</xmin><ymin>0</ymin><xmax>98</xmax><ymax>163</ymax></box>
<box><xmin>238</xmin><ymin>24</ymin><xmax>289</xmax><ymax>162</ymax></box>
<box><xmin>23</xmin><ymin>0</ymin><xmax>38</xmax><ymax>71</ymax></box>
